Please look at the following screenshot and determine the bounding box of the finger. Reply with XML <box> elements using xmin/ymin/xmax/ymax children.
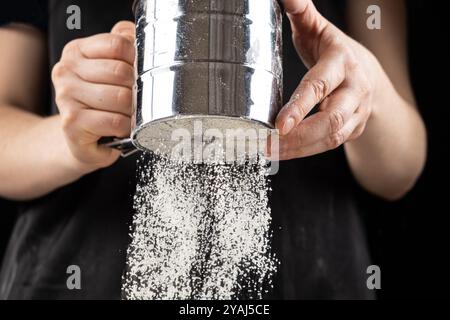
<box><xmin>71</xmin><ymin>79</ymin><xmax>133</xmax><ymax>116</ymax></box>
<box><xmin>284</xmin><ymin>0</ymin><xmax>343</xmax><ymax>68</ymax></box>
<box><xmin>275</xmin><ymin>50</ymin><xmax>346</xmax><ymax>135</ymax></box>
<box><xmin>348</xmin><ymin>107</ymin><xmax>371</xmax><ymax>141</ymax></box>
<box><xmin>73</xmin><ymin>58</ymin><xmax>134</xmax><ymax>88</ymax></box>
<box><xmin>62</xmin><ymin>113</ymin><xmax>121</xmax><ymax>165</ymax></box>
<box><xmin>64</xmin><ymin>109</ymin><xmax>131</xmax><ymax>145</ymax></box>
<box><xmin>281</xmin><ymin>86</ymin><xmax>361</xmax><ymax>147</ymax></box>
<box><xmin>282</xmin><ymin>0</ymin><xmax>329</xmax><ymax>36</ymax></box>
<box><xmin>53</xmin><ymin>67</ymin><xmax>133</xmax><ymax>116</ymax></box>
<box><xmin>279</xmin><ymin>112</ymin><xmax>365</xmax><ymax>160</ymax></box>
<box><xmin>78</xmin><ymin>109</ymin><xmax>131</xmax><ymax>139</ymax></box>
<box><xmin>111</xmin><ymin>20</ymin><xmax>136</xmax><ymax>43</ymax></box>
<box><xmin>77</xmin><ymin>33</ymin><xmax>135</xmax><ymax>65</ymax></box>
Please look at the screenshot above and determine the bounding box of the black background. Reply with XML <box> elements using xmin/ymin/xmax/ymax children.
<box><xmin>1</xmin><ymin>0</ymin><xmax>449</xmax><ymax>299</ymax></box>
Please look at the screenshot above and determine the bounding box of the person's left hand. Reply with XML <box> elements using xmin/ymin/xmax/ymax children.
<box><xmin>275</xmin><ymin>0</ymin><xmax>384</xmax><ymax>160</ymax></box>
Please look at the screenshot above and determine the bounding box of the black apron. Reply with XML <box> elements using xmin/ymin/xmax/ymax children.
<box><xmin>0</xmin><ymin>0</ymin><xmax>374</xmax><ymax>299</ymax></box>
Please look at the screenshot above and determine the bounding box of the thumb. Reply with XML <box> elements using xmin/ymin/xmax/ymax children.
<box><xmin>111</xmin><ymin>20</ymin><xmax>135</xmax><ymax>42</ymax></box>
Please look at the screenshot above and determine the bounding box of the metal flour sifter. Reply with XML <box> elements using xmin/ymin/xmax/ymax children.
<box><xmin>103</xmin><ymin>0</ymin><xmax>283</xmax><ymax>159</ymax></box>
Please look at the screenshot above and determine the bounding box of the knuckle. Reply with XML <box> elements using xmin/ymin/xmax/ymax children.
<box><xmin>349</xmin><ymin>68</ymin><xmax>371</xmax><ymax>97</ymax></box>
<box><xmin>110</xmin><ymin>113</ymin><xmax>123</xmax><ymax>129</ymax></box>
<box><xmin>346</xmin><ymin>64</ymin><xmax>373</xmax><ymax>98</ymax></box>
<box><xmin>362</xmin><ymin>77</ymin><xmax>373</xmax><ymax>96</ymax></box>
<box><xmin>110</xmin><ymin>114</ymin><xmax>129</xmax><ymax>136</ymax></box>
<box><xmin>328</xmin><ymin>109</ymin><xmax>345</xmax><ymax>134</ymax></box>
<box><xmin>54</xmin><ymin>83</ymin><xmax>76</xmax><ymax>112</ymax></box>
<box><xmin>338</xmin><ymin>45</ymin><xmax>353</xmax><ymax>61</ymax></box>
<box><xmin>344</xmin><ymin>50</ymin><xmax>359</xmax><ymax>70</ymax></box>
<box><xmin>112</xmin><ymin>21</ymin><xmax>128</xmax><ymax>31</ymax></box>
<box><xmin>117</xmin><ymin>87</ymin><xmax>132</xmax><ymax>107</ymax></box>
<box><xmin>332</xmin><ymin>39</ymin><xmax>354</xmax><ymax>61</ymax></box>
<box><xmin>358</xmin><ymin>79</ymin><xmax>372</xmax><ymax>97</ymax></box>
<box><xmin>330</xmin><ymin>36</ymin><xmax>346</xmax><ymax>49</ymax></box>
<box><xmin>62</xmin><ymin>39</ymin><xmax>79</xmax><ymax>57</ymax></box>
<box><xmin>51</xmin><ymin>62</ymin><xmax>70</xmax><ymax>82</ymax></box>
<box><xmin>61</xmin><ymin>110</ymin><xmax>78</xmax><ymax>131</ymax></box>
<box><xmin>288</xmin><ymin>93</ymin><xmax>306</xmax><ymax>120</ymax></box>
<box><xmin>56</xmin><ymin>84</ymin><xmax>73</xmax><ymax>99</ymax></box>
<box><xmin>342</xmin><ymin>46</ymin><xmax>354</xmax><ymax>59</ymax></box>
<box><xmin>292</xmin><ymin>104</ymin><xmax>306</xmax><ymax>122</ymax></box>
<box><xmin>113</xmin><ymin>61</ymin><xmax>132</xmax><ymax>81</ymax></box>
<box><xmin>346</xmin><ymin>58</ymin><xmax>360</xmax><ymax>73</ymax></box>
<box><xmin>304</xmin><ymin>78</ymin><xmax>330</xmax><ymax>102</ymax></box>
<box><xmin>109</xmin><ymin>35</ymin><xmax>127</xmax><ymax>57</ymax></box>
<box><xmin>328</xmin><ymin>131</ymin><xmax>345</xmax><ymax>149</ymax></box>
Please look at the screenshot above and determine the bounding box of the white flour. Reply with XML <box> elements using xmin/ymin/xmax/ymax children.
<box><xmin>122</xmin><ymin>152</ymin><xmax>277</xmax><ymax>300</ymax></box>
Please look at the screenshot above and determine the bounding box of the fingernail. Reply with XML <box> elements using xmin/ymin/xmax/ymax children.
<box><xmin>282</xmin><ymin>117</ymin><xmax>295</xmax><ymax>135</ymax></box>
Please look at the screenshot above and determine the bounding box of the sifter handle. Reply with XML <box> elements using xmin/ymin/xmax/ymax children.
<box><xmin>98</xmin><ymin>137</ymin><xmax>139</xmax><ymax>158</ymax></box>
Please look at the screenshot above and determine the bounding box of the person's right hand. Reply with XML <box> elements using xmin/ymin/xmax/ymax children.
<box><xmin>52</xmin><ymin>21</ymin><xmax>135</xmax><ymax>173</ymax></box>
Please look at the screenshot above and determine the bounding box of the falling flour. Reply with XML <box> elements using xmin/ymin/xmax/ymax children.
<box><xmin>122</xmin><ymin>152</ymin><xmax>277</xmax><ymax>300</ymax></box>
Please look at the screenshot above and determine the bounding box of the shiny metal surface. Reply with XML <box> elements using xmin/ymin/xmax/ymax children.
<box><xmin>110</xmin><ymin>0</ymin><xmax>283</xmax><ymax>156</ymax></box>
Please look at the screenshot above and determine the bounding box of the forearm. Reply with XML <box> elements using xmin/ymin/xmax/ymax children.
<box><xmin>0</xmin><ymin>106</ymin><xmax>89</xmax><ymax>200</ymax></box>
<box><xmin>344</xmin><ymin>69</ymin><xmax>427</xmax><ymax>200</ymax></box>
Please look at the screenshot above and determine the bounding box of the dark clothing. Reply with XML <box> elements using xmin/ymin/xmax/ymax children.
<box><xmin>0</xmin><ymin>0</ymin><xmax>374</xmax><ymax>299</ymax></box>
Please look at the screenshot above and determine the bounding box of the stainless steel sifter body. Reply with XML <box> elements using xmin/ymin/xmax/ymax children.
<box><xmin>106</xmin><ymin>0</ymin><xmax>283</xmax><ymax>157</ymax></box>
